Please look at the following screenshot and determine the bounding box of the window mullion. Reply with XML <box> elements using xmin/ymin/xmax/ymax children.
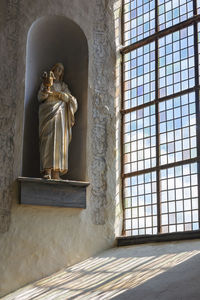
<box><xmin>121</xmin><ymin>0</ymin><xmax>125</xmax><ymax>46</ymax></box>
<box><xmin>194</xmin><ymin>0</ymin><xmax>197</xmax><ymax>16</ymax></box>
<box><xmin>121</xmin><ymin>53</ymin><xmax>126</xmax><ymax>236</ymax></box>
<box><xmin>156</xmin><ymin>38</ymin><xmax>161</xmax><ymax>233</ymax></box>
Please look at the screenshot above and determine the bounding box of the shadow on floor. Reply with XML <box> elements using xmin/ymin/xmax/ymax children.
<box><xmin>113</xmin><ymin>253</ymin><xmax>200</xmax><ymax>300</ymax></box>
<box><xmin>3</xmin><ymin>240</ymin><xmax>200</xmax><ymax>299</ymax></box>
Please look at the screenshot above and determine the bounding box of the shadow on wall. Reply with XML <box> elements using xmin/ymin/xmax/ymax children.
<box><xmin>23</xmin><ymin>16</ymin><xmax>88</xmax><ymax>181</ymax></box>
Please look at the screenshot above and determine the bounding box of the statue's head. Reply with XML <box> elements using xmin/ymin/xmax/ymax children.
<box><xmin>51</xmin><ymin>63</ymin><xmax>64</xmax><ymax>82</ymax></box>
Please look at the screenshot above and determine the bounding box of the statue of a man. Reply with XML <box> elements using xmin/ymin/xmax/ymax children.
<box><xmin>38</xmin><ymin>63</ymin><xmax>78</xmax><ymax>180</ymax></box>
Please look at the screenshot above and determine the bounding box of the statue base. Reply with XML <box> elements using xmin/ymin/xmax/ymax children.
<box><xmin>18</xmin><ymin>177</ymin><xmax>89</xmax><ymax>208</ymax></box>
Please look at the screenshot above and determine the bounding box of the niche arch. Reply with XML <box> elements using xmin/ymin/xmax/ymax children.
<box><xmin>23</xmin><ymin>16</ymin><xmax>88</xmax><ymax>181</ymax></box>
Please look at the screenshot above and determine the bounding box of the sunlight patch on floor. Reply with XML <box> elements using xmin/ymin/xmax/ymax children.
<box><xmin>3</xmin><ymin>242</ymin><xmax>200</xmax><ymax>300</ymax></box>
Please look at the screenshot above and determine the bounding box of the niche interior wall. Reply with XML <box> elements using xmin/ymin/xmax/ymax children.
<box><xmin>23</xmin><ymin>16</ymin><xmax>88</xmax><ymax>181</ymax></box>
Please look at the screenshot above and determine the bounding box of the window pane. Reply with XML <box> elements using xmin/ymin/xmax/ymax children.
<box><xmin>159</xmin><ymin>92</ymin><xmax>197</xmax><ymax>166</ymax></box>
<box><xmin>197</xmin><ymin>0</ymin><xmax>200</xmax><ymax>15</ymax></box>
<box><xmin>123</xmin><ymin>0</ymin><xmax>155</xmax><ymax>46</ymax></box>
<box><xmin>123</xmin><ymin>105</ymin><xmax>156</xmax><ymax>174</ymax></box>
<box><xmin>124</xmin><ymin>172</ymin><xmax>157</xmax><ymax>236</ymax></box>
<box><xmin>123</xmin><ymin>42</ymin><xmax>155</xmax><ymax>109</ymax></box>
<box><xmin>122</xmin><ymin>2</ymin><xmax>199</xmax><ymax>237</ymax></box>
<box><xmin>158</xmin><ymin>0</ymin><xmax>193</xmax><ymax>31</ymax></box>
<box><xmin>158</xmin><ymin>26</ymin><xmax>195</xmax><ymax>98</ymax></box>
<box><xmin>160</xmin><ymin>163</ymin><xmax>199</xmax><ymax>233</ymax></box>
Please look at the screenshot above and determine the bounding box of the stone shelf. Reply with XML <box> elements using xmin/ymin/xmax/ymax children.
<box><xmin>18</xmin><ymin>177</ymin><xmax>89</xmax><ymax>208</ymax></box>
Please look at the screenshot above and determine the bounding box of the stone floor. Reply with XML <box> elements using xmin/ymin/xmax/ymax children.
<box><xmin>3</xmin><ymin>239</ymin><xmax>200</xmax><ymax>300</ymax></box>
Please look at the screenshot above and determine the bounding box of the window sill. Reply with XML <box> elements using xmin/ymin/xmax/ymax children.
<box><xmin>117</xmin><ymin>230</ymin><xmax>200</xmax><ymax>247</ymax></box>
<box><xmin>18</xmin><ymin>177</ymin><xmax>89</xmax><ymax>208</ymax></box>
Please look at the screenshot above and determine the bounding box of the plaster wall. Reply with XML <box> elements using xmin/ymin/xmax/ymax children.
<box><xmin>0</xmin><ymin>0</ymin><xmax>120</xmax><ymax>296</ymax></box>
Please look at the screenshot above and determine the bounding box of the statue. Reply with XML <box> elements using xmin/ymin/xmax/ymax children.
<box><xmin>38</xmin><ymin>63</ymin><xmax>78</xmax><ymax>180</ymax></box>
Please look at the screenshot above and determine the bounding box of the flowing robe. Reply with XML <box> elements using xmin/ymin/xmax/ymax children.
<box><xmin>38</xmin><ymin>81</ymin><xmax>77</xmax><ymax>174</ymax></box>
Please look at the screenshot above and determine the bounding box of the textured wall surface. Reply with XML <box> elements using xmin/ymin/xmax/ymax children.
<box><xmin>0</xmin><ymin>0</ymin><xmax>19</xmax><ymax>233</ymax></box>
<box><xmin>0</xmin><ymin>0</ymin><xmax>120</xmax><ymax>296</ymax></box>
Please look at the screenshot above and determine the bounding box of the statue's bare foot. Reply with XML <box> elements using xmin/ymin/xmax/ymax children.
<box><xmin>43</xmin><ymin>169</ymin><xmax>51</xmax><ymax>179</ymax></box>
<box><xmin>52</xmin><ymin>170</ymin><xmax>60</xmax><ymax>180</ymax></box>
<box><xmin>43</xmin><ymin>174</ymin><xmax>51</xmax><ymax>179</ymax></box>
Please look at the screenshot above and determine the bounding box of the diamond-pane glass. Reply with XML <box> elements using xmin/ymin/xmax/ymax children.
<box><xmin>159</xmin><ymin>92</ymin><xmax>197</xmax><ymax>166</ymax></box>
<box><xmin>160</xmin><ymin>163</ymin><xmax>199</xmax><ymax>233</ymax></box>
<box><xmin>158</xmin><ymin>0</ymin><xmax>193</xmax><ymax>31</ymax></box>
<box><xmin>124</xmin><ymin>172</ymin><xmax>157</xmax><ymax>236</ymax></box>
<box><xmin>124</xmin><ymin>42</ymin><xmax>155</xmax><ymax>110</ymax></box>
<box><xmin>123</xmin><ymin>105</ymin><xmax>156</xmax><ymax>174</ymax></box>
<box><xmin>158</xmin><ymin>26</ymin><xmax>195</xmax><ymax>98</ymax></box>
<box><xmin>123</xmin><ymin>0</ymin><xmax>155</xmax><ymax>46</ymax></box>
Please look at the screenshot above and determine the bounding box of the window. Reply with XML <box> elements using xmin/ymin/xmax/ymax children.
<box><xmin>122</xmin><ymin>0</ymin><xmax>200</xmax><ymax>236</ymax></box>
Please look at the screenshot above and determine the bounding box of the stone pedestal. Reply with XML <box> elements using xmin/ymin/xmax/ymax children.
<box><xmin>18</xmin><ymin>177</ymin><xmax>89</xmax><ymax>208</ymax></box>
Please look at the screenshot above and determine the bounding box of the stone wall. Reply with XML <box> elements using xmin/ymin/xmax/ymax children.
<box><xmin>0</xmin><ymin>0</ymin><xmax>19</xmax><ymax>233</ymax></box>
<box><xmin>0</xmin><ymin>0</ymin><xmax>121</xmax><ymax>296</ymax></box>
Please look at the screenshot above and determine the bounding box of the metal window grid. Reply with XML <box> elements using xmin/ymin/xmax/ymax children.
<box><xmin>121</xmin><ymin>0</ymin><xmax>200</xmax><ymax>236</ymax></box>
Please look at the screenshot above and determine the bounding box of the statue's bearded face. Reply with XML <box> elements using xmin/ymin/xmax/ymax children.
<box><xmin>53</xmin><ymin>66</ymin><xmax>63</xmax><ymax>81</ymax></box>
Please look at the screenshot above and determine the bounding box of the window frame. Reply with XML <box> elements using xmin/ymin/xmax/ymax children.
<box><xmin>120</xmin><ymin>0</ymin><xmax>200</xmax><ymax>238</ymax></box>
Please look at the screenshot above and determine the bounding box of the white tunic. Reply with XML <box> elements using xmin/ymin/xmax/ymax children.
<box><xmin>38</xmin><ymin>81</ymin><xmax>77</xmax><ymax>174</ymax></box>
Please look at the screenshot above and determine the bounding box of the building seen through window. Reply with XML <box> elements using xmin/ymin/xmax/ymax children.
<box><xmin>122</xmin><ymin>0</ymin><xmax>200</xmax><ymax>236</ymax></box>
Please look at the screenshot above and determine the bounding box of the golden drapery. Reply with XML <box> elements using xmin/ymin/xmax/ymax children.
<box><xmin>38</xmin><ymin>81</ymin><xmax>77</xmax><ymax>174</ymax></box>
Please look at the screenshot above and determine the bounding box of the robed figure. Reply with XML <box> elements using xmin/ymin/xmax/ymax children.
<box><xmin>38</xmin><ymin>63</ymin><xmax>77</xmax><ymax>180</ymax></box>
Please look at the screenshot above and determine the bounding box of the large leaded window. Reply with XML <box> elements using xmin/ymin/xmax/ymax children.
<box><xmin>122</xmin><ymin>0</ymin><xmax>200</xmax><ymax>236</ymax></box>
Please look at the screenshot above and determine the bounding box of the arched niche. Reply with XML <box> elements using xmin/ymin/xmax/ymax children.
<box><xmin>23</xmin><ymin>16</ymin><xmax>88</xmax><ymax>181</ymax></box>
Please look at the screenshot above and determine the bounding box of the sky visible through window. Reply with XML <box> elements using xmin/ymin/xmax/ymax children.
<box><xmin>122</xmin><ymin>0</ymin><xmax>200</xmax><ymax>236</ymax></box>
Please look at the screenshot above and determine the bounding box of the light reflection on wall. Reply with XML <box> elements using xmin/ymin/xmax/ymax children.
<box><xmin>114</xmin><ymin>0</ymin><xmax>123</xmax><ymax>236</ymax></box>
